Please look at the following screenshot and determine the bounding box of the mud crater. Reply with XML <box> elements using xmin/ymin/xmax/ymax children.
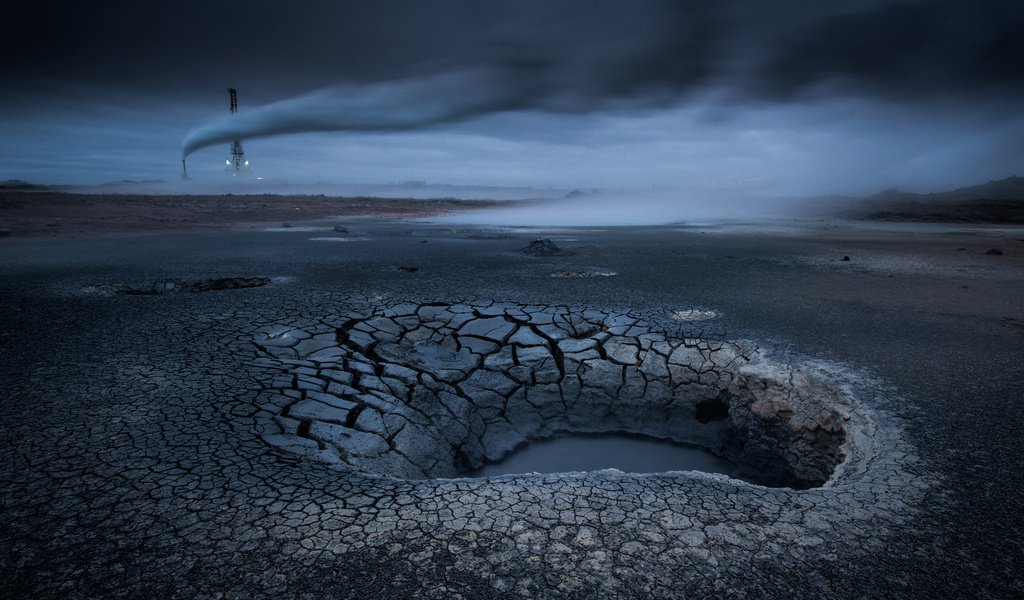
<box><xmin>251</xmin><ymin>301</ymin><xmax>865</xmax><ymax>489</ymax></box>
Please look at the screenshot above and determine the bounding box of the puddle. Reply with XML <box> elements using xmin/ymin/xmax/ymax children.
<box><xmin>549</xmin><ymin>270</ymin><xmax>617</xmax><ymax>278</ymax></box>
<box><xmin>308</xmin><ymin>237</ymin><xmax>371</xmax><ymax>242</ymax></box>
<box><xmin>670</xmin><ymin>309</ymin><xmax>718</xmax><ymax>321</ymax></box>
<box><xmin>263</xmin><ymin>226</ymin><xmax>330</xmax><ymax>232</ymax></box>
<box><xmin>472</xmin><ymin>433</ymin><xmax>736</xmax><ymax>479</ymax></box>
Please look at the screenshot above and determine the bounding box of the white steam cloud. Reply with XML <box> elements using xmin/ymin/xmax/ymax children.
<box><xmin>182</xmin><ymin>70</ymin><xmax>544</xmax><ymax>159</ymax></box>
<box><xmin>432</xmin><ymin>190</ymin><xmax>810</xmax><ymax>227</ymax></box>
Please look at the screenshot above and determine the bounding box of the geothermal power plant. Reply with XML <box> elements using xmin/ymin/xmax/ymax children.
<box><xmin>182</xmin><ymin>87</ymin><xmax>251</xmax><ymax>179</ymax></box>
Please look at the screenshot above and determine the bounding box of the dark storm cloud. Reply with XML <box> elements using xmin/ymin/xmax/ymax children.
<box><xmin>5</xmin><ymin>0</ymin><xmax>1022</xmax><ymax>102</ymax></box>
<box><xmin>754</xmin><ymin>1</ymin><xmax>1024</xmax><ymax>99</ymax></box>
<box><xmin>0</xmin><ymin>0</ymin><xmax>724</xmax><ymax>108</ymax></box>
<box><xmin>170</xmin><ymin>0</ymin><xmax>1024</xmax><ymax>157</ymax></box>
<box><xmin>4</xmin><ymin>1</ymin><xmax>1023</xmax><ymax>172</ymax></box>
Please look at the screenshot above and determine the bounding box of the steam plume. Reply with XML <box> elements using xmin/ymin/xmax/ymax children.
<box><xmin>181</xmin><ymin>70</ymin><xmax>548</xmax><ymax>159</ymax></box>
<box><xmin>179</xmin><ymin>1</ymin><xmax>1024</xmax><ymax>160</ymax></box>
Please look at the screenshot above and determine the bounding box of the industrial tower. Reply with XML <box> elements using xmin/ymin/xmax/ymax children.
<box><xmin>226</xmin><ymin>88</ymin><xmax>250</xmax><ymax>175</ymax></box>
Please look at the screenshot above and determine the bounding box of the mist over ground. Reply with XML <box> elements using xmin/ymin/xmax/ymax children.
<box><xmin>432</xmin><ymin>189</ymin><xmax>809</xmax><ymax>227</ymax></box>
<box><xmin>56</xmin><ymin>179</ymin><xmax>565</xmax><ymax>202</ymax></box>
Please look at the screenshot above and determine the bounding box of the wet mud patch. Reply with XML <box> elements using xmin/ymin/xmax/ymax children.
<box><xmin>308</xmin><ymin>237</ymin><xmax>371</xmax><ymax>242</ymax></box>
<box><xmin>549</xmin><ymin>269</ymin><xmax>617</xmax><ymax>278</ymax></box>
<box><xmin>670</xmin><ymin>309</ymin><xmax>718</xmax><ymax>321</ymax></box>
<box><xmin>82</xmin><ymin>276</ymin><xmax>271</xmax><ymax>295</ymax></box>
<box><xmin>249</xmin><ymin>300</ymin><xmax>879</xmax><ymax>489</ymax></box>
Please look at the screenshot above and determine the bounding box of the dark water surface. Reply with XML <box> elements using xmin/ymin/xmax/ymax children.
<box><xmin>473</xmin><ymin>434</ymin><xmax>736</xmax><ymax>478</ymax></box>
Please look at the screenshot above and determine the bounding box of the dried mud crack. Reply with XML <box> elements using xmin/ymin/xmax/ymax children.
<box><xmin>251</xmin><ymin>300</ymin><xmax>893</xmax><ymax>490</ymax></box>
<box><xmin>1</xmin><ymin>289</ymin><xmax>934</xmax><ymax>599</ymax></box>
<box><xmin>219</xmin><ymin>298</ymin><xmax>929</xmax><ymax>596</ymax></box>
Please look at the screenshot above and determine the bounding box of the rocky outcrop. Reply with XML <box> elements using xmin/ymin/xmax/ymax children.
<box><xmin>519</xmin><ymin>239</ymin><xmax>571</xmax><ymax>256</ymax></box>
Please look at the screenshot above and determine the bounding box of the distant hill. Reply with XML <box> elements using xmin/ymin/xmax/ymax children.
<box><xmin>847</xmin><ymin>176</ymin><xmax>1024</xmax><ymax>224</ymax></box>
<box><xmin>0</xmin><ymin>179</ymin><xmax>56</xmax><ymax>191</ymax></box>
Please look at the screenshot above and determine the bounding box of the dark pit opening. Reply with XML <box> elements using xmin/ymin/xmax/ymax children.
<box><xmin>254</xmin><ymin>301</ymin><xmax>852</xmax><ymax>490</ymax></box>
<box><xmin>695</xmin><ymin>395</ymin><xmax>730</xmax><ymax>423</ymax></box>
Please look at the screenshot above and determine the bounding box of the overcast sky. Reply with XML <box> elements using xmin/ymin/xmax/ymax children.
<box><xmin>1</xmin><ymin>0</ymin><xmax>1022</xmax><ymax>195</ymax></box>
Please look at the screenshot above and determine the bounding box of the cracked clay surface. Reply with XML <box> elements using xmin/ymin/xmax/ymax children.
<box><xmin>252</xmin><ymin>300</ymin><xmax>858</xmax><ymax>489</ymax></box>
<box><xmin>3</xmin><ymin>292</ymin><xmax>925</xmax><ymax>599</ymax></box>
<box><xmin>2</xmin><ymin>224</ymin><xmax>1019</xmax><ymax>598</ymax></box>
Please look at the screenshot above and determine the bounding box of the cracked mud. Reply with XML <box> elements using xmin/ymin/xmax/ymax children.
<box><xmin>4</xmin><ymin>219</ymin><xmax>1019</xmax><ymax>598</ymax></box>
<box><xmin>253</xmin><ymin>301</ymin><xmax>855</xmax><ymax>489</ymax></box>
<box><xmin>190</xmin><ymin>296</ymin><xmax>928</xmax><ymax>597</ymax></box>
<box><xmin>1</xmin><ymin>289</ymin><xmax>933</xmax><ymax>598</ymax></box>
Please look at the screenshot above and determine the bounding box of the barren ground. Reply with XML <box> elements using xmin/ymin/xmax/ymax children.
<box><xmin>0</xmin><ymin>192</ymin><xmax>502</xmax><ymax>237</ymax></box>
<box><xmin>0</xmin><ymin>195</ymin><xmax>1021</xmax><ymax>598</ymax></box>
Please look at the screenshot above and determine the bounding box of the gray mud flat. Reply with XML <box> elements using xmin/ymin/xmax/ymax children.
<box><xmin>0</xmin><ymin>219</ymin><xmax>1021</xmax><ymax>598</ymax></box>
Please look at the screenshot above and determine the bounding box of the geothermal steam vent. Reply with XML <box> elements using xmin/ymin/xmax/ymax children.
<box><xmin>251</xmin><ymin>301</ymin><xmax>863</xmax><ymax>489</ymax></box>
